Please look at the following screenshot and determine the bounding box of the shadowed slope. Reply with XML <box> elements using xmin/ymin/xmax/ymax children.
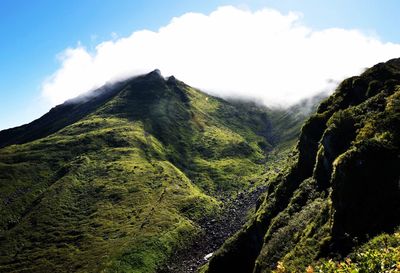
<box><xmin>205</xmin><ymin>58</ymin><xmax>400</xmax><ymax>273</ymax></box>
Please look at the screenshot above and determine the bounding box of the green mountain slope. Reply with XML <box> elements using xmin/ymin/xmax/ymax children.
<box><xmin>204</xmin><ymin>59</ymin><xmax>400</xmax><ymax>273</ymax></box>
<box><xmin>0</xmin><ymin>71</ymin><xmax>307</xmax><ymax>272</ymax></box>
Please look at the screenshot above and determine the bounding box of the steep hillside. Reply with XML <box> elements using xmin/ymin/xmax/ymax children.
<box><xmin>0</xmin><ymin>81</ymin><xmax>125</xmax><ymax>149</ymax></box>
<box><xmin>204</xmin><ymin>58</ymin><xmax>400</xmax><ymax>273</ymax></box>
<box><xmin>0</xmin><ymin>71</ymin><xmax>306</xmax><ymax>272</ymax></box>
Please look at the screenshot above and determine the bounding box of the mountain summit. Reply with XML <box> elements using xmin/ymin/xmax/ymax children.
<box><xmin>0</xmin><ymin>71</ymin><xmax>305</xmax><ymax>272</ymax></box>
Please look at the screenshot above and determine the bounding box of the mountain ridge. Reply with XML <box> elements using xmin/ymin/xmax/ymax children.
<box><xmin>0</xmin><ymin>71</ymin><xmax>308</xmax><ymax>272</ymax></box>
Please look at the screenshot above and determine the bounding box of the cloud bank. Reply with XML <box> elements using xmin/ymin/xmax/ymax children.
<box><xmin>42</xmin><ymin>6</ymin><xmax>400</xmax><ymax>106</ymax></box>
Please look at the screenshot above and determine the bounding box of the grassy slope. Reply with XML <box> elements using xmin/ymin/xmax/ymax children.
<box><xmin>205</xmin><ymin>59</ymin><xmax>400</xmax><ymax>273</ymax></box>
<box><xmin>0</xmin><ymin>72</ymin><xmax>305</xmax><ymax>272</ymax></box>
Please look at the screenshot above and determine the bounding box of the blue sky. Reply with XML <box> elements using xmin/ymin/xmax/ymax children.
<box><xmin>1</xmin><ymin>0</ymin><xmax>400</xmax><ymax>130</ymax></box>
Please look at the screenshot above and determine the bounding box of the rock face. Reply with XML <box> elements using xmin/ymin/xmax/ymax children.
<box><xmin>205</xmin><ymin>58</ymin><xmax>400</xmax><ymax>273</ymax></box>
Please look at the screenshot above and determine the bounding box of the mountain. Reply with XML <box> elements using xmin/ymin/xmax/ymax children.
<box><xmin>204</xmin><ymin>59</ymin><xmax>400</xmax><ymax>273</ymax></box>
<box><xmin>0</xmin><ymin>71</ymin><xmax>308</xmax><ymax>272</ymax></box>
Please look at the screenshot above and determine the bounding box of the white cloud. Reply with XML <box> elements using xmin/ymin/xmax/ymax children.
<box><xmin>42</xmin><ymin>6</ymin><xmax>400</xmax><ymax>106</ymax></box>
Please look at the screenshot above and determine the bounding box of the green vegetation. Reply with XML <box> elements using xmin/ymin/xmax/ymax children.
<box><xmin>0</xmin><ymin>71</ymin><xmax>306</xmax><ymax>272</ymax></box>
<box><xmin>205</xmin><ymin>58</ymin><xmax>400</xmax><ymax>273</ymax></box>
<box><xmin>314</xmin><ymin>232</ymin><xmax>400</xmax><ymax>273</ymax></box>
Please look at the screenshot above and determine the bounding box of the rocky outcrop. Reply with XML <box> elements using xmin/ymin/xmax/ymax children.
<box><xmin>205</xmin><ymin>58</ymin><xmax>400</xmax><ymax>273</ymax></box>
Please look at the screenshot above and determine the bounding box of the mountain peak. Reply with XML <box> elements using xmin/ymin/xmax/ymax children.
<box><xmin>167</xmin><ymin>75</ymin><xmax>176</xmax><ymax>82</ymax></box>
<box><xmin>0</xmin><ymin>67</ymin><xmax>305</xmax><ymax>273</ymax></box>
<box><xmin>145</xmin><ymin>69</ymin><xmax>163</xmax><ymax>79</ymax></box>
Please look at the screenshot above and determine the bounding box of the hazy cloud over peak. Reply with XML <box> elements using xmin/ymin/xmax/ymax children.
<box><xmin>42</xmin><ymin>6</ymin><xmax>400</xmax><ymax>106</ymax></box>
